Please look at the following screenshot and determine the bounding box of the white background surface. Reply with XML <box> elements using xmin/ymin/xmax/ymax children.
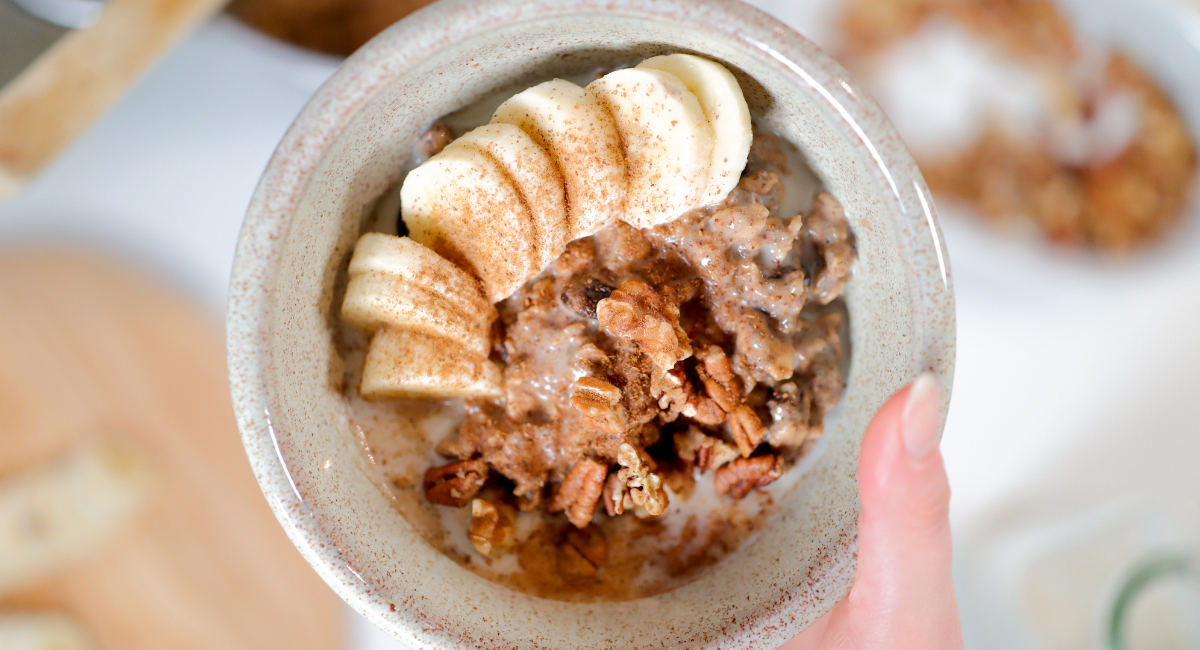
<box><xmin>1</xmin><ymin>4</ymin><xmax>1198</xmax><ymax>648</ymax></box>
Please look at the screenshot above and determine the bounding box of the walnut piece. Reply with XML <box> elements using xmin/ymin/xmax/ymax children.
<box><xmin>597</xmin><ymin>280</ymin><xmax>692</xmax><ymax>394</ymax></box>
<box><xmin>570</xmin><ymin>377</ymin><xmax>628</xmax><ymax>434</ymax></box>
<box><xmin>424</xmin><ymin>459</ymin><xmax>488</xmax><ymax>507</ymax></box>
<box><xmin>674</xmin><ymin>427</ymin><xmax>740</xmax><ymax>473</ymax></box>
<box><xmin>714</xmin><ymin>455</ymin><xmax>782</xmax><ymax>499</ymax></box>
<box><xmin>615</xmin><ymin>443</ymin><xmax>669</xmax><ymax>516</ymax></box>
<box><xmin>469</xmin><ymin>499</ymin><xmax>515</xmax><ymax>557</ymax></box>
<box><xmin>550</xmin><ymin>458</ymin><xmax>608</xmax><ymax>528</ymax></box>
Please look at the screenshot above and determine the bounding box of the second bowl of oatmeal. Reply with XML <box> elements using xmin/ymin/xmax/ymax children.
<box><xmin>227</xmin><ymin>0</ymin><xmax>955</xmax><ymax>648</ymax></box>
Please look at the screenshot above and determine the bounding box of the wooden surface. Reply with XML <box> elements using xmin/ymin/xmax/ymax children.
<box><xmin>0</xmin><ymin>0</ymin><xmax>230</xmax><ymax>197</ymax></box>
<box><xmin>0</xmin><ymin>250</ymin><xmax>343</xmax><ymax>649</ymax></box>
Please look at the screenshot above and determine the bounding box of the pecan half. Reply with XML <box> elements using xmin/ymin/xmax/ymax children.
<box><xmin>728</xmin><ymin>405</ymin><xmax>767</xmax><ymax>457</ymax></box>
<box><xmin>469</xmin><ymin>499</ymin><xmax>515</xmax><ymax>557</ymax></box>
<box><xmin>570</xmin><ymin>377</ymin><xmax>628</xmax><ymax>434</ymax></box>
<box><xmin>424</xmin><ymin>459</ymin><xmax>488</xmax><ymax>507</ymax></box>
<box><xmin>616</xmin><ymin>443</ymin><xmax>669</xmax><ymax>516</ymax></box>
<box><xmin>550</xmin><ymin>458</ymin><xmax>608</xmax><ymax>528</ymax></box>
<box><xmin>695</xmin><ymin>345</ymin><xmax>742</xmax><ymax>412</ymax></box>
<box><xmin>714</xmin><ymin>455</ymin><xmax>782</xmax><ymax>499</ymax></box>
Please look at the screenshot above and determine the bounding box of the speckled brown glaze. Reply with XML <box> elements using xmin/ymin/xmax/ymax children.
<box><xmin>226</xmin><ymin>1</ymin><xmax>957</xmax><ymax>648</ymax></box>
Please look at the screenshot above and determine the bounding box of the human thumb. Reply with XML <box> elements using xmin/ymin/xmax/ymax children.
<box><xmin>845</xmin><ymin>373</ymin><xmax>962</xmax><ymax>648</ymax></box>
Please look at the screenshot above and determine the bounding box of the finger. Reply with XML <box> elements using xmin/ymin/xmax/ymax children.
<box><xmin>846</xmin><ymin>373</ymin><xmax>961</xmax><ymax>648</ymax></box>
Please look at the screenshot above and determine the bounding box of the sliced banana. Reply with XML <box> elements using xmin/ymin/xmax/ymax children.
<box><xmin>638</xmin><ymin>54</ymin><xmax>752</xmax><ymax>204</ymax></box>
<box><xmin>587</xmin><ymin>68</ymin><xmax>714</xmax><ymax>229</ymax></box>
<box><xmin>492</xmin><ymin>79</ymin><xmax>627</xmax><ymax>239</ymax></box>
<box><xmin>0</xmin><ymin>614</ymin><xmax>93</xmax><ymax>650</ymax></box>
<box><xmin>361</xmin><ymin>326</ymin><xmax>503</xmax><ymax>400</ymax></box>
<box><xmin>401</xmin><ymin>145</ymin><xmax>537</xmax><ymax>302</ymax></box>
<box><xmin>348</xmin><ymin>233</ymin><xmax>492</xmax><ymax>317</ymax></box>
<box><xmin>0</xmin><ymin>443</ymin><xmax>152</xmax><ymax>596</ymax></box>
<box><xmin>343</xmin><ymin>234</ymin><xmax>495</xmax><ymax>354</ymax></box>
<box><xmin>448</xmin><ymin>124</ymin><xmax>569</xmax><ymax>270</ymax></box>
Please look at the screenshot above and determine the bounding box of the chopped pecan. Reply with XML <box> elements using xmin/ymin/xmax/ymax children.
<box><xmin>570</xmin><ymin>377</ymin><xmax>628</xmax><ymax>434</ymax></box>
<box><xmin>549</xmin><ymin>458</ymin><xmax>608</xmax><ymax>528</ymax></box>
<box><xmin>561</xmin><ymin>277</ymin><xmax>616</xmax><ymax>319</ymax></box>
<box><xmin>728</xmin><ymin>405</ymin><xmax>767</xmax><ymax>457</ymax></box>
<box><xmin>424</xmin><ymin>459</ymin><xmax>488</xmax><ymax>507</ymax></box>
<box><xmin>596</xmin><ymin>280</ymin><xmax>692</xmax><ymax>393</ymax></box>
<box><xmin>674</xmin><ymin>427</ymin><xmax>739</xmax><ymax>472</ymax></box>
<box><xmin>602</xmin><ymin>472</ymin><xmax>628</xmax><ymax>516</ymax></box>
<box><xmin>714</xmin><ymin>455</ymin><xmax>782</xmax><ymax>499</ymax></box>
<box><xmin>615</xmin><ymin>443</ymin><xmax>669</xmax><ymax>516</ymax></box>
<box><xmin>691</xmin><ymin>397</ymin><xmax>726</xmax><ymax>426</ymax></box>
<box><xmin>469</xmin><ymin>499</ymin><xmax>515</xmax><ymax>557</ymax></box>
<box><xmin>658</xmin><ymin>364</ymin><xmax>722</xmax><ymax>426</ymax></box>
<box><xmin>694</xmin><ymin>346</ymin><xmax>742</xmax><ymax>412</ymax></box>
<box><xmin>416</xmin><ymin>122</ymin><xmax>455</xmax><ymax>159</ymax></box>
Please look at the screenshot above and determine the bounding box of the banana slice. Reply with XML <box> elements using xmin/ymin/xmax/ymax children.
<box><xmin>492</xmin><ymin>79</ymin><xmax>626</xmax><ymax>239</ymax></box>
<box><xmin>401</xmin><ymin>145</ymin><xmax>537</xmax><ymax>302</ymax></box>
<box><xmin>587</xmin><ymin>68</ymin><xmax>714</xmax><ymax>229</ymax></box>
<box><xmin>343</xmin><ymin>234</ymin><xmax>495</xmax><ymax>354</ymax></box>
<box><xmin>638</xmin><ymin>54</ymin><xmax>752</xmax><ymax>205</ymax></box>
<box><xmin>0</xmin><ymin>443</ymin><xmax>152</xmax><ymax>596</ymax></box>
<box><xmin>360</xmin><ymin>326</ymin><xmax>502</xmax><ymax>400</ymax></box>
<box><xmin>0</xmin><ymin>614</ymin><xmax>93</xmax><ymax>650</ymax></box>
<box><xmin>448</xmin><ymin>124</ymin><xmax>569</xmax><ymax>270</ymax></box>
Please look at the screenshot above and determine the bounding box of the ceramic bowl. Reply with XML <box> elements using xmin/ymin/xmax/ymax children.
<box><xmin>226</xmin><ymin>0</ymin><xmax>955</xmax><ymax>647</ymax></box>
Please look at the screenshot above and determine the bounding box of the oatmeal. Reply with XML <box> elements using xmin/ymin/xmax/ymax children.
<box><xmin>393</xmin><ymin>135</ymin><xmax>848</xmax><ymax>599</ymax></box>
<box><xmin>839</xmin><ymin>0</ymin><xmax>1197</xmax><ymax>253</ymax></box>
<box><xmin>335</xmin><ymin>54</ymin><xmax>854</xmax><ymax>600</ymax></box>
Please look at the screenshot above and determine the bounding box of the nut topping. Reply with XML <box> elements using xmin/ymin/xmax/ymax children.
<box><xmin>728</xmin><ymin>405</ymin><xmax>767</xmax><ymax>458</ymax></box>
<box><xmin>597</xmin><ymin>280</ymin><xmax>692</xmax><ymax>393</ymax></box>
<box><xmin>615</xmin><ymin>443</ymin><xmax>668</xmax><ymax>516</ymax></box>
<box><xmin>423</xmin><ymin>459</ymin><xmax>488</xmax><ymax>507</ymax></box>
<box><xmin>550</xmin><ymin>458</ymin><xmax>608</xmax><ymax>528</ymax></box>
<box><xmin>469</xmin><ymin>499</ymin><xmax>515</xmax><ymax>557</ymax></box>
<box><xmin>674</xmin><ymin>427</ymin><xmax>739</xmax><ymax>473</ymax></box>
<box><xmin>570</xmin><ymin>377</ymin><xmax>628</xmax><ymax>434</ymax></box>
<box><xmin>714</xmin><ymin>455</ymin><xmax>782</xmax><ymax>499</ymax></box>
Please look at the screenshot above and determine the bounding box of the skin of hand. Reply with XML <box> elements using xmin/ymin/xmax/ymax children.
<box><xmin>781</xmin><ymin>374</ymin><xmax>964</xmax><ymax>650</ymax></box>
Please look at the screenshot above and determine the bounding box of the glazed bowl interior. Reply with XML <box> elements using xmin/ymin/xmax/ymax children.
<box><xmin>227</xmin><ymin>1</ymin><xmax>955</xmax><ymax>648</ymax></box>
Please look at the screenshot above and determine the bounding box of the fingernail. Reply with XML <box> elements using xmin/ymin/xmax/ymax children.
<box><xmin>901</xmin><ymin>373</ymin><xmax>941</xmax><ymax>460</ymax></box>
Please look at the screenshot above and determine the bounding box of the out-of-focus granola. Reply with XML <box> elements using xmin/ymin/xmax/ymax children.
<box><xmin>839</xmin><ymin>0</ymin><xmax>1197</xmax><ymax>253</ymax></box>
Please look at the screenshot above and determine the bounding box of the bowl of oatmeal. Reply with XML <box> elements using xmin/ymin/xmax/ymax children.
<box><xmin>227</xmin><ymin>0</ymin><xmax>955</xmax><ymax>647</ymax></box>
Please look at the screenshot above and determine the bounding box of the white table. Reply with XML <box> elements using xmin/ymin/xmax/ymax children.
<box><xmin>3</xmin><ymin>8</ymin><xmax>1198</xmax><ymax>648</ymax></box>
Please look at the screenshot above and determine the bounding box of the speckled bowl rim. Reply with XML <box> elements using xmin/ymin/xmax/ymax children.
<box><xmin>227</xmin><ymin>0</ymin><xmax>956</xmax><ymax>647</ymax></box>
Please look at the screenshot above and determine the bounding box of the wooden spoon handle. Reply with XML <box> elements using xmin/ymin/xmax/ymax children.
<box><xmin>0</xmin><ymin>0</ymin><xmax>229</xmax><ymax>198</ymax></box>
